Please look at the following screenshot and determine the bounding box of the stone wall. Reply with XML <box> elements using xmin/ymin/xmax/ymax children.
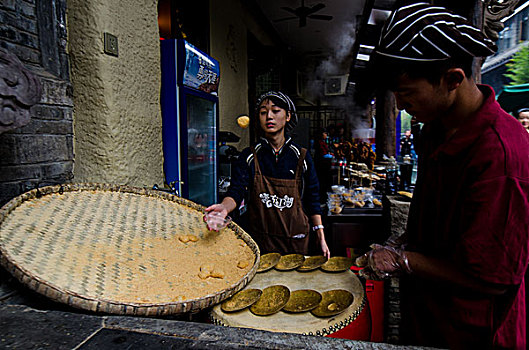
<box><xmin>67</xmin><ymin>0</ymin><xmax>164</xmax><ymax>187</ymax></box>
<box><xmin>210</xmin><ymin>0</ymin><xmax>250</xmax><ymax>150</ymax></box>
<box><xmin>0</xmin><ymin>0</ymin><xmax>73</xmax><ymax>206</ymax></box>
<box><xmin>384</xmin><ymin>196</ymin><xmax>411</xmax><ymax>344</ymax></box>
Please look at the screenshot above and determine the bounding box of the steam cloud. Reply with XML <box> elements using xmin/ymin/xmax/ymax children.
<box><xmin>303</xmin><ymin>17</ymin><xmax>370</xmax><ymax>132</ymax></box>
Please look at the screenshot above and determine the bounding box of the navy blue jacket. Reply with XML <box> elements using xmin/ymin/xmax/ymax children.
<box><xmin>226</xmin><ymin>137</ymin><xmax>322</xmax><ymax>216</ymax></box>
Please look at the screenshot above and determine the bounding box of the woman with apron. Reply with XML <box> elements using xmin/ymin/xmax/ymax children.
<box><xmin>206</xmin><ymin>91</ymin><xmax>330</xmax><ymax>258</ymax></box>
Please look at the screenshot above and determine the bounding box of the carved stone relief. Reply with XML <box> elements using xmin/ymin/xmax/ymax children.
<box><xmin>226</xmin><ymin>25</ymin><xmax>240</xmax><ymax>73</ymax></box>
<box><xmin>483</xmin><ymin>0</ymin><xmax>520</xmax><ymax>41</ymax></box>
<box><xmin>0</xmin><ymin>48</ymin><xmax>42</xmax><ymax>133</ymax></box>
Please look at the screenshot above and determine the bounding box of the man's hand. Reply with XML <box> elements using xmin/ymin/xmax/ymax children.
<box><xmin>355</xmin><ymin>244</ymin><xmax>411</xmax><ymax>280</ymax></box>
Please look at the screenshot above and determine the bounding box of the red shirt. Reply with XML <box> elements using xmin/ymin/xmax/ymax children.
<box><xmin>315</xmin><ymin>139</ymin><xmax>331</xmax><ymax>158</ymax></box>
<box><xmin>403</xmin><ymin>85</ymin><xmax>529</xmax><ymax>349</ymax></box>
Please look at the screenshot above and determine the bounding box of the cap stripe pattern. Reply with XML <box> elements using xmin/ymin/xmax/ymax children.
<box><xmin>375</xmin><ymin>2</ymin><xmax>497</xmax><ymax>61</ymax></box>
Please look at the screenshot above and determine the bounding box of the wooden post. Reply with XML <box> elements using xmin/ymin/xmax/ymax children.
<box><xmin>375</xmin><ymin>89</ymin><xmax>397</xmax><ymax>160</ymax></box>
<box><xmin>470</xmin><ymin>1</ymin><xmax>485</xmax><ymax>83</ymax></box>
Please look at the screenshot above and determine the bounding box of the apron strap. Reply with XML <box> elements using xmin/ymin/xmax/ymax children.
<box><xmin>295</xmin><ymin>148</ymin><xmax>307</xmax><ymax>179</ymax></box>
<box><xmin>251</xmin><ymin>147</ymin><xmax>262</xmax><ymax>175</ymax></box>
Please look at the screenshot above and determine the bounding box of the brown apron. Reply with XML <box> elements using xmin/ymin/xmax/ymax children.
<box><xmin>248</xmin><ymin>147</ymin><xmax>310</xmax><ymax>255</ymax></box>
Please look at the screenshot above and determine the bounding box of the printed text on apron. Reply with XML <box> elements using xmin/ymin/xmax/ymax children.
<box><xmin>248</xmin><ymin>147</ymin><xmax>310</xmax><ymax>255</ymax></box>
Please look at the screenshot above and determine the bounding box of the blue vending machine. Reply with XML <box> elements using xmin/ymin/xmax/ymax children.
<box><xmin>160</xmin><ymin>39</ymin><xmax>220</xmax><ymax>206</ymax></box>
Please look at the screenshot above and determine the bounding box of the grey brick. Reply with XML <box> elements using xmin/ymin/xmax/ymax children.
<box><xmin>0</xmin><ymin>0</ymin><xmax>72</xmax><ymax>209</ymax></box>
<box><xmin>66</xmin><ymin>135</ymin><xmax>73</xmax><ymax>159</ymax></box>
<box><xmin>386</xmin><ymin>335</ymin><xmax>399</xmax><ymax>344</ymax></box>
<box><xmin>40</xmin><ymin>77</ymin><xmax>73</xmax><ymax>106</ymax></box>
<box><xmin>0</xmin><ymin>161</ymin><xmax>75</xmax><ymax>185</ymax></box>
<box><xmin>0</xmin><ymin>28</ymin><xmax>38</xmax><ymax>51</ymax></box>
<box><xmin>0</xmin><ymin>134</ymin><xmax>72</xmax><ymax>165</ymax></box>
<box><xmin>19</xmin><ymin>177</ymin><xmax>67</xmax><ymax>192</ymax></box>
<box><xmin>0</xmin><ymin>11</ymin><xmax>36</xmax><ymax>33</ymax></box>
<box><xmin>0</xmin><ymin>0</ymin><xmax>15</xmax><ymax>11</ymax></box>
<box><xmin>0</xmin><ymin>41</ymin><xmax>39</xmax><ymax>64</ymax></box>
<box><xmin>64</xmin><ymin>108</ymin><xmax>73</xmax><ymax>121</ymax></box>
<box><xmin>0</xmin><ymin>12</ymin><xmax>10</xmax><ymax>26</ymax></box>
<box><xmin>389</xmin><ymin>277</ymin><xmax>400</xmax><ymax>287</ymax></box>
<box><xmin>0</xmin><ymin>26</ymin><xmax>17</xmax><ymax>41</ymax></box>
<box><xmin>17</xmin><ymin>16</ymin><xmax>37</xmax><ymax>34</ymax></box>
<box><xmin>388</xmin><ymin>300</ymin><xmax>400</xmax><ymax>307</ymax></box>
<box><xmin>0</xmin><ymin>134</ymin><xmax>16</xmax><ymax>164</ymax></box>
<box><xmin>388</xmin><ymin>292</ymin><xmax>400</xmax><ymax>301</ymax></box>
<box><xmin>0</xmin><ymin>164</ymin><xmax>41</xmax><ymax>182</ymax></box>
<box><xmin>12</xmin><ymin>119</ymin><xmax>73</xmax><ymax>135</ymax></box>
<box><xmin>388</xmin><ymin>312</ymin><xmax>400</xmax><ymax>320</ymax></box>
<box><xmin>387</xmin><ymin>304</ymin><xmax>400</xmax><ymax>313</ymax></box>
<box><xmin>18</xmin><ymin>31</ymin><xmax>38</xmax><ymax>49</ymax></box>
<box><xmin>0</xmin><ymin>182</ymin><xmax>22</xmax><ymax>207</ymax></box>
<box><xmin>17</xmin><ymin>1</ymin><xmax>35</xmax><ymax>19</ymax></box>
<box><xmin>386</xmin><ymin>326</ymin><xmax>400</xmax><ymax>335</ymax></box>
<box><xmin>41</xmin><ymin>161</ymin><xmax>73</xmax><ymax>178</ymax></box>
<box><xmin>32</xmin><ymin>105</ymin><xmax>70</xmax><ymax>121</ymax></box>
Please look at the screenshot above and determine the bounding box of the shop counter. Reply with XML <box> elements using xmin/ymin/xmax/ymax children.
<box><xmin>324</xmin><ymin>206</ymin><xmax>387</xmax><ymax>257</ymax></box>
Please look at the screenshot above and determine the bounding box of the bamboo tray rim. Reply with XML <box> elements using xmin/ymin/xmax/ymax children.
<box><xmin>0</xmin><ymin>183</ymin><xmax>260</xmax><ymax>316</ymax></box>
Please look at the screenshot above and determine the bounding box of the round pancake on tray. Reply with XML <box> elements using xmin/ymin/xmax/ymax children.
<box><xmin>321</xmin><ymin>256</ymin><xmax>354</xmax><ymax>272</ymax></box>
<box><xmin>221</xmin><ymin>288</ymin><xmax>262</xmax><ymax>313</ymax></box>
<box><xmin>0</xmin><ymin>183</ymin><xmax>260</xmax><ymax>316</ymax></box>
<box><xmin>297</xmin><ymin>256</ymin><xmax>327</xmax><ymax>272</ymax></box>
<box><xmin>257</xmin><ymin>253</ymin><xmax>281</xmax><ymax>273</ymax></box>
<box><xmin>311</xmin><ymin>289</ymin><xmax>354</xmax><ymax>317</ymax></box>
<box><xmin>282</xmin><ymin>289</ymin><xmax>322</xmax><ymax>313</ymax></box>
<box><xmin>275</xmin><ymin>254</ymin><xmax>305</xmax><ymax>271</ymax></box>
<box><xmin>250</xmin><ymin>285</ymin><xmax>290</xmax><ymax>316</ymax></box>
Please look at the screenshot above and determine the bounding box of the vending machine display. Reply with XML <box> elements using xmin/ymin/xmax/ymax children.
<box><xmin>160</xmin><ymin>39</ymin><xmax>220</xmax><ymax>206</ymax></box>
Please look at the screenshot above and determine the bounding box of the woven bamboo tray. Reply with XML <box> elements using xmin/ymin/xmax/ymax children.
<box><xmin>0</xmin><ymin>183</ymin><xmax>260</xmax><ymax>316</ymax></box>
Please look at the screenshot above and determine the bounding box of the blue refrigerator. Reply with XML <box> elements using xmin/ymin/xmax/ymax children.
<box><xmin>160</xmin><ymin>39</ymin><xmax>220</xmax><ymax>206</ymax></box>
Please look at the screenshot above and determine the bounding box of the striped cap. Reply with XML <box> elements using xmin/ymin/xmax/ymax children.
<box><xmin>375</xmin><ymin>2</ymin><xmax>497</xmax><ymax>61</ymax></box>
<box><xmin>256</xmin><ymin>91</ymin><xmax>298</xmax><ymax>131</ymax></box>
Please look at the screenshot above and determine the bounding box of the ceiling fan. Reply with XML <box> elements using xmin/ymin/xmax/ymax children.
<box><xmin>275</xmin><ymin>0</ymin><xmax>333</xmax><ymax>28</ymax></box>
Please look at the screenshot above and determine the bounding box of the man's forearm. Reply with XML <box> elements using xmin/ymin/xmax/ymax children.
<box><xmin>406</xmin><ymin>251</ymin><xmax>508</xmax><ymax>296</ymax></box>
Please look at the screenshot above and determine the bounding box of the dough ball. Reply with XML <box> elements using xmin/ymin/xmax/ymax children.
<box><xmin>210</xmin><ymin>270</ymin><xmax>225</xmax><ymax>279</ymax></box>
<box><xmin>237</xmin><ymin>260</ymin><xmax>249</xmax><ymax>269</ymax></box>
<box><xmin>237</xmin><ymin>115</ymin><xmax>250</xmax><ymax>128</ymax></box>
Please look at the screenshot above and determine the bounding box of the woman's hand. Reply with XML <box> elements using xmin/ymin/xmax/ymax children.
<box><xmin>310</xmin><ymin>215</ymin><xmax>330</xmax><ymax>258</ymax></box>
<box><xmin>205</xmin><ymin>203</ymin><xmax>229</xmax><ymax>220</ymax></box>
<box><xmin>204</xmin><ymin>203</ymin><xmax>232</xmax><ymax>231</ymax></box>
<box><xmin>317</xmin><ymin>232</ymin><xmax>331</xmax><ymax>259</ymax></box>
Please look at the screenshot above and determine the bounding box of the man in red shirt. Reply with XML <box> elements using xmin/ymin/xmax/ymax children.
<box><xmin>357</xmin><ymin>3</ymin><xmax>529</xmax><ymax>349</ymax></box>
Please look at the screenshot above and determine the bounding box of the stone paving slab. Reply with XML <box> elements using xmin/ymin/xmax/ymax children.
<box><xmin>0</xmin><ymin>304</ymin><xmax>440</xmax><ymax>350</ymax></box>
<box><xmin>1</xmin><ymin>305</ymin><xmax>102</xmax><ymax>349</ymax></box>
<box><xmin>0</xmin><ymin>266</ymin><xmax>442</xmax><ymax>349</ymax></box>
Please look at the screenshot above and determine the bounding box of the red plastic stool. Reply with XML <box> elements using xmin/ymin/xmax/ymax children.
<box><xmin>350</xmin><ymin>265</ymin><xmax>385</xmax><ymax>342</ymax></box>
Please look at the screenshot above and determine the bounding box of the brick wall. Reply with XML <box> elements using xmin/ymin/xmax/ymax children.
<box><xmin>0</xmin><ymin>0</ymin><xmax>73</xmax><ymax>206</ymax></box>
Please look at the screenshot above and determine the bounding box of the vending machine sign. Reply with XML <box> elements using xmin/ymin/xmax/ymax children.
<box><xmin>183</xmin><ymin>41</ymin><xmax>220</xmax><ymax>95</ymax></box>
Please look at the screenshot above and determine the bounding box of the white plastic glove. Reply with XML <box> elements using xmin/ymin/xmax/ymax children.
<box><xmin>355</xmin><ymin>244</ymin><xmax>412</xmax><ymax>280</ymax></box>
